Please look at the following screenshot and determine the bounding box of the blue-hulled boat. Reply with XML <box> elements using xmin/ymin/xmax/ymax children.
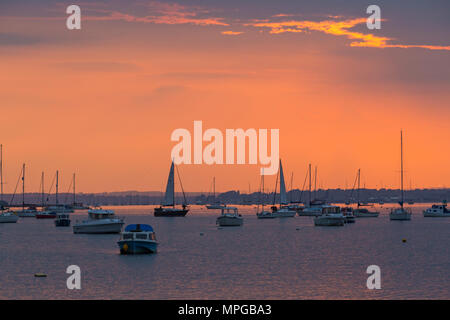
<box><xmin>118</xmin><ymin>224</ymin><xmax>158</xmax><ymax>254</ymax></box>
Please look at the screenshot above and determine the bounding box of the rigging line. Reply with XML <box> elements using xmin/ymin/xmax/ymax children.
<box><xmin>64</xmin><ymin>177</ymin><xmax>73</xmax><ymax>204</ymax></box>
<box><xmin>9</xmin><ymin>166</ymin><xmax>23</xmax><ymax>205</ymax></box>
<box><xmin>298</xmin><ymin>169</ymin><xmax>308</xmax><ymax>204</ymax></box>
<box><xmin>349</xmin><ymin>171</ymin><xmax>358</xmax><ymax>201</ymax></box>
<box><xmin>175</xmin><ymin>165</ymin><xmax>187</xmax><ymax>205</ymax></box>
<box><xmin>46</xmin><ymin>172</ymin><xmax>57</xmax><ymax>203</ymax></box>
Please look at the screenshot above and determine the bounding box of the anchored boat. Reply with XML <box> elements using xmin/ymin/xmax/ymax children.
<box><xmin>423</xmin><ymin>201</ymin><xmax>450</xmax><ymax>217</ymax></box>
<box><xmin>154</xmin><ymin>161</ymin><xmax>189</xmax><ymax>217</ymax></box>
<box><xmin>55</xmin><ymin>213</ymin><xmax>71</xmax><ymax>226</ymax></box>
<box><xmin>216</xmin><ymin>207</ymin><xmax>243</xmax><ymax>226</ymax></box>
<box><xmin>118</xmin><ymin>224</ymin><xmax>158</xmax><ymax>254</ymax></box>
<box><xmin>73</xmin><ymin>207</ymin><xmax>124</xmax><ymax>234</ymax></box>
<box><xmin>313</xmin><ymin>205</ymin><xmax>345</xmax><ymax>226</ymax></box>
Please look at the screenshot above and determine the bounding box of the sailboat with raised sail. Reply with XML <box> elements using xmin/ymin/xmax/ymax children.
<box><xmin>353</xmin><ymin>169</ymin><xmax>379</xmax><ymax>218</ymax></box>
<box><xmin>390</xmin><ymin>130</ymin><xmax>412</xmax><ymax>221</ymax></box>
<box><xmin>154</xmin><ymin>161</ymin><xmax>189</xmax><ymax>217</ymax></box>
<box><xmin>0</xmin><ymin>145</ymin><xmax>19</xmax><ymax>223</ymax></box>
<box><xmin>270</xmin><ymin>160</ymin><xmax>296</xmax><ymax>218</ymax></box>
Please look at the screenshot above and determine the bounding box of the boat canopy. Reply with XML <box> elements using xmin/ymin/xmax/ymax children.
<box><xmin>125</xmin><ymin>224</ymin><xmax>154</xmax><ymax>232</ymax></box>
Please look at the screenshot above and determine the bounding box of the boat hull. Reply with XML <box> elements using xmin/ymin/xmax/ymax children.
<box><xmin>389</xmin><ymin>212</ymin><xmax>411</xmax><ymax>220</ymax></box>
<box><xmin>256</xmin><ymin>211</ymin><xmax>277</xmax><ymax>219</ymax></box>
<box><xmin>154</xmin><ymin>208</ymin><xmax>188</xmax><ymax>217</ymax></box>
<box><xmin>36</xmin><ymin>213</ymin><xmax>56</xmax><ymax>219</ymax></box>
<box><xmin>423</xmin><ymin>212</ymin><xmax>450</xmax><ymax>217</ymax></box>
<box><xmin>0</xmin><ymin>214</ymin><xmax>19</xmax><ymax>223</ymax></box>
<box><xmin>73</xmin><ymin>221</ymin><xmax>124</xmax><ymax>234</ymax></box>
<box><xmin>275</xmin><ymin>210</ymin><xmax>296</xmax><ymax>218</ymax></box>
<box><xmin>55</xmin><ymin>219</ymin><xmax>71</xmax><ymax>227</ymax></box>
<box><xmin>118</xmin><ymin>240</ymin><xmax>158</xmax><ymax>254</ymax></box>
<box><xmin>314</xmin><ymin>216</ymin><xmax>345</xmax><ymax>226</ymax></box>
<box><xmin>216</xmin><ymin>216</ymin><xmax>243</xmax><ymax>226</ymax></box>
<box><xmin>354</xmin><ymin>212</ymin><xmax>379</xmax><ymax>218</ymax></box>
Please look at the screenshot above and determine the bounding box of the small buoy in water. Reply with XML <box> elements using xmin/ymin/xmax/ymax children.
<box><xmin>402</xmin><ymin>239</ymin><xmax>407</xmax><ymax>243</ymax></box>
<box><xmin>34</xmin><ymin>273</ymin><xmax>47</xmax><ymax>278</ymax></box>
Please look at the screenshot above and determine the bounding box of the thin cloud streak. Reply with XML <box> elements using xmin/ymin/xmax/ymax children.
<box><xmin>249</xmin><ymin>18</ymin><xmax>450</xmax><ymax>51</ymax></box>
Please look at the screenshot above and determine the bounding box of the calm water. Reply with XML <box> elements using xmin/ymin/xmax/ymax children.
<box><xmin>0</xmin><ymin>204</ymin><xmax>448</xmax><ymax>299</ymax></box>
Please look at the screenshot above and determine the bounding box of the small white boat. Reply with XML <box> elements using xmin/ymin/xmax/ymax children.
<box><xmin>216</xmin><ymin>207</ymin><xmax>243</xmax><ymax>226</ymax></box>
<box><xmin>298</xmin><ymin>206</ymin><xmax>323</xmax><ymax>216</ymax></box>
<box><xmin>423</xmin><ymin>201</ymin><xmax>450</xmax><ymax>217</ymax></box>
<box><xmin>0</xmin><ymin>211</ymin><xmax>19</xmax><ymax>223</ymax></box>
<box><xmin>272</xmin><ymin>206</ymin><xmax>296</xmax><ymax>217</ymax></box>
<box><xmin>390</xmin><ymin>207</ymin><xmax>412</xmax><ymax>220</ymax></box>
<box><xmin>314</xmin><ymin>205</ymin><xmax>345</xmax><ymax>226</ymax></box>
<box><xmin>73</xmin><ymin>208</ymin><xmax>124</xmax><ymax>234</ymax></box>
<box><xmin>256</xmin><ymin>210</ymin><xmax>278</xmax><ymax>219</ymax></box>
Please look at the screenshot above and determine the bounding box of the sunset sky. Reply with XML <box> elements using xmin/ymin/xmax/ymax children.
<box><xmin>1</xmin><ymin>0</ymin><xmax>449</xmax><ymax>193</ymax></box>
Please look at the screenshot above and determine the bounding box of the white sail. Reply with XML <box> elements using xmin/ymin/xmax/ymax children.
<box><xmin>279</xmin><ymin>160</ymin><xmax>288</xmax><ymax>205</ymax></box>
<box><xmin>162</xmin><ymin>162</ymin><xmax>175</xmax><ymax>206</ymax></box>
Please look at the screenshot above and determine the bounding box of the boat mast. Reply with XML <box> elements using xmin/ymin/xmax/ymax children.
<box><xmin>0</xmin><ymin>144</ymin><xmax>3</xmax><ymax>204</ymax></box>
<box><xmin>357</xmin><ymin>169</ymin><xmax>361</xmax><ymax>208</ymax></box>
<box><xmin>400</xmin><ymin>130</ymin><xmax>404</xmax><ymax>209</ymax></box>
<box><xmin>22</xmin><ymin>163</ymin><xmax>25</xmax><ymax>211</ymax></box>
<box><xmin>73</xmin><ymin>173</ymin><xmax>76</xmax><ymax>205</ymax></box>
<box><xmin>213</xmin><ymin>176</ymin><xmax>215</xmax><ymax>202</ymax></box>
<box><xmin>314</xmin><ymin>166</ymin><xmax>317</xmax><ymax>200</ymax></box>
<box><xmin>308</xmin><ymin>163</ymin><xmax>312</xmax><ymax>207</ymax></box>
<box><xmin>262</xmin><ymin>168</ymin><xmax>265</xmax><ymax>210</ymax></box>
<box><xmin>41</xmin><ymin>172</ymin><xmax>44</xmax><ymax>207</ymax></box>
<box><xmin>56</xmin><ymin>170</ymin><xmax>59</xmax><ymax>205</ymax></box>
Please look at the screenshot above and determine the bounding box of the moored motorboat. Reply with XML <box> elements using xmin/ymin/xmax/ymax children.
<box><xmin>54</xmin><ymin>213</ymin><xmax>71</xmax><ymax>226</ymax></box>
<box><xmin>423</xmin><ymin>201</ymin><xmax>450</xmax><ymax>217</ymax></box>
<box><xmin>313</xmin><ymin>205</ymin><xmax>345</xmax><ymax>226</ymax></box>
<box><xmin>216</xmin><ymin>207</ymin><xmax>243</xmax><ymax>226</ymax></box>
<box><xmin>118</xmin><ymin>224</ymin><xmax>158</xmax><ymax>254</ymax></box>
<box><xmin>73</xmin><ymin>208</ymin><xmax>124</xmax><ymax>234</ymax></box>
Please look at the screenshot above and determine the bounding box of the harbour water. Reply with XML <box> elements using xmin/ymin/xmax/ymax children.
<box><xmin>0</xmin><ymin>204</ymin><xmax>448</xmax><ymax>299</ymax></box>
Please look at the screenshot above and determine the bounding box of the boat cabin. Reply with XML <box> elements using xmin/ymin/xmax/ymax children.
<box><xmin>220</xmin><ymin>207</ymin><xmax>240</xmax><ymax>216</ymax></box>
<box><xmin>120</xmin><ymin>224</ymin><xmax>156</xmax><ymax>241</ymax></box>
<box><xmin>88</xmin><ymin>212</ymin><xmax>115</xmax><ymax>219</ymax></box>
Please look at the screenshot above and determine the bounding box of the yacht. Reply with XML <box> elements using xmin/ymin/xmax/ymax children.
<box><xmin>256</xmin><ymin>170</ymin><xmax>277</xmax><ymax>219</ymax></box>
<box><xmin>73</xmin><ymin>208</ymin><xmax>124</xmax><ymax>234</ymax></box>
<box><xmin>423</xmin><ymin>201</ymin><xmax>450</xmax><ymax>217</ymax></box>
<box><xmin>118</xmin><ymin>224</ymin><xmax>158</xmax><ymax>254</ymax></box>
<box><xmin>154</xmin><ymin>161</ymin><xmax>189</xmax><ymax>217</ymax></box>
<box><xmin>353</xmin><ymin>169</ymin><xmax>379</xmax><ymax>218</ymax></box>
<box><xmin>36</xmin><ymin>211</ymin><xmax>57</xmax><ymax>219</ymax></box>
<box><xmin>54</xmin><ymin>212</ymin><xmax>71</xmax><ymax>227</ymax></box>
<box><xmin>0</xmin><ymin>210</ymin><xmax>19</xmax><ymax>223</ymax></box>
<box><xmin>390</xmin><ymin>131</ymin><xmax>412</xmax><ymax>221</ymax></box>
<box><xmin>270</xmin><ymin>160</ymin><xmax>296</xmax><ymax>218</ymax></box>
<box><xmin>298</xmin><ymin>165</ymin><xmax>324</xmax><ymax>216</ymax></box>
<box><xmin>313</xmin><ymin>205</ymin><xmax>345</xmax><ymax>226</ymax></box>
<box><xmin>216</xmin><ymin>207</ymin><xmax>243</xmax><ymax>226</ymax></box>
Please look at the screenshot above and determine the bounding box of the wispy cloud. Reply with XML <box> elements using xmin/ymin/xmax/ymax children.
<box><xmin>83</xmin><ymin>1</ymin><xmax>228</xmax><ymax>26</ymax></box>
<box><xmin>249</xmin><ymin>17</ymin><xmax>450</xmax><ymax>51</ymax></box>
<box><xmin>221</xmin><ymin>31</ymin><xmax>243</xmax><ymax>35</ymax></box>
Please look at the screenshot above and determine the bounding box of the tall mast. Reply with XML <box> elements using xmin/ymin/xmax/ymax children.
<box><xmin>73</xmin><ymin>173</ymin><xmax>76</xmax><ymax>204</ymax></box>
<box><xmin>308</xmin><ymin>163</ymin><xmax>312</xmax><ymax>206</ymax></box>
<box><xmin>56</xmin><ymin>170</ymin><xmax>59</xmax><ymax>205</ymax></box>
<box><xmin>357</xmin><ymin>169</ymin><xmax>361</xmax><ymax>207</ymax></box>
<box><xmin>22</xmin><ymin>163</ymin><xmax>25</xmax><ymax>211</ymax></box>
<box><xmin>0</xmin><ymin>144</ymin><xmax>3</xmax><ymax>203</ymax></box>
<box><xmin>262</xmin><ymin>168</ymin><xmax>264</xmax><ymax>209</ymax></box>
<box><xmin>213</xmin><ymin>176</ymin><xmax>215</xmax><ymax>200</ymax></box>
<box><xmin>400</xmin><ymin>130</ymin><xmax>404</xmax><ymax>208</ymax></box>
<box><xmin>314</xmin><ymin>166</ymin><xmax>317</xmax><ymax>200</ymax></box>
<box><xmin>41</xmin><ymin>172</ymin><xmax>44</xmax><ymax>207</ymax></box>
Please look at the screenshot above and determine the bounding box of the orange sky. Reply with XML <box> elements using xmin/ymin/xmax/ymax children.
<box><xmin>1</xmin><ymin>1</ymin><xmax>449</xmax><ymax>193</ymax></box>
